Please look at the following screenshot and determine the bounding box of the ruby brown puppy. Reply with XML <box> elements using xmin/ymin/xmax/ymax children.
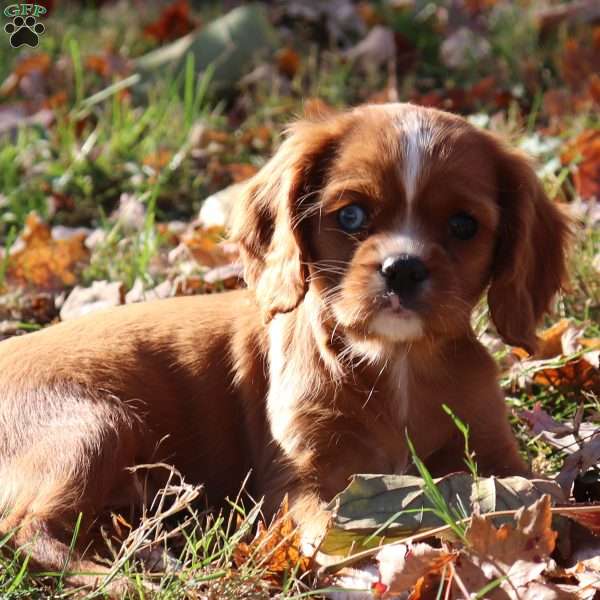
<box><xmin>0</xmin><ymin>103</ymin><xmax>569</xmax><ymax>584</ymax></box>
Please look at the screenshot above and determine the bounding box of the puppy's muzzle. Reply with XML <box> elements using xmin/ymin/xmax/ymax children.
<box><xmin>380</xmin><ymin>254</ymin><xmax>429</xmax><ymax>300</ymax></box>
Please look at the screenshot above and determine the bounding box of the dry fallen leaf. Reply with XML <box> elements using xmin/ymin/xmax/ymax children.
<box><xmin>466</xmin><ymin>495</ymin><xmax>557</xmax><ymax>567</ymax></box>
<box><xmin>533</xmin><ymin>356</ymin><xmax>600</xmax><ymax>395</ymax></box>
<box><xmin>277</xmin><ymin>47</ymin><xmax>301</xmax><ymax>78</ymax></box>
<box><xmin>376</xmin><ymin>542</ymin><xmax>455</xmax><ymax>595</ymax></box>
<box><xmin>518</xmin><ymin>402</ymin><xmax>599</xmax><ymax>455</ymax></box>
<box><xmin>144</xmin><ymin>0</ymin><xmax>196</xmax><ymax>43</ymax></box>
<box><xmin>562</xmin><ymin>130</ymin><xmax>600</xmax><ymax>201</ymax></box>
<box><xmin>452</xmin><ymin>496</ymin><xmax>562</xmax><ymax>599</ymax></box>
<box><xmin>181</xmin><ymin>225</ymin><xmax>233</xmax><ymax>268</ymax></box>
<box><xmin>60</xmin><ymin>281</ymin><xmax>124</xmax><ymax>321</ymax></box>
<box><xmin>233</xmin><ymin>497</ymin><xmax>309</xmax><ymax>585</ymax></box>
<box><xmin>226</xmin><ymin>162</ymin><xmax>258</xmax><ymax>183</ymax></box>
<box><xmin>7</xmin><ymin>212</ymin><xmax>89</xmax><ymax>291</ymax></box>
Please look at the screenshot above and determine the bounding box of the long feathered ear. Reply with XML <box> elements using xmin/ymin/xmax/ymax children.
<box><xmin>487</xmin><ymin>137</ymin><xmax>571</xmax><ymax>354</ymax></box>
<box><xmin>230</xmin><ymin>116</ymin><xmax>346</xmax><ymax>321</ymax></box>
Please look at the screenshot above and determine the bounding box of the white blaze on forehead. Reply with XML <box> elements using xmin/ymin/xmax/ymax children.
<box><xmin>396</xmin><ymin>110</ymin><xmax>434</xmax><ymax>206</ymax></box>
<box><xmin>376</xmin><ymin>231</ymin><xmax>425</xmax><ymax>260</ymax></box>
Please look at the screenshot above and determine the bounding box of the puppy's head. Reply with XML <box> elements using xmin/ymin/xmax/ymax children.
<box><xmin>231</xmin><ymin>104</ymin><xmax>569</xmax><ymax>354</ymax></box>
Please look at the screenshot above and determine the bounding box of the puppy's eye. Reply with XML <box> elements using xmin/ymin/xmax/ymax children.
<box><xmin>338</xmin><ymin>204</ymin><xmax>367</xmax><ymax>233</ymax></box>
<box><xmin>449</xmin><ymin>213</ymin><xmax>478</xmax><ymax>240</ymax></box>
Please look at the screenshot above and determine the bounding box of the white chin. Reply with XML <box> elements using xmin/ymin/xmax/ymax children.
<box><xmin>369</xmin><ymin>311</ymin><xmax>424</xmax><ymax>342</ymax></box>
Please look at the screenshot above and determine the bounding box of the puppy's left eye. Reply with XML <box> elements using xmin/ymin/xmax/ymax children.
<box><xmin>338</xmin><ymin>204</ymin><xmax>367</xmax><ymax>233</ymax></box>
<box><xmin>449</xmin><ymin>213</ymin><xmax>478</xmax><ymax>240</ymax></box>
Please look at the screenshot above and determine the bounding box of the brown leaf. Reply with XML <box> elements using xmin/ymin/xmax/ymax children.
<box><xmin>519</xmin><ymin>403</ymin><xmax>573</xmax><ymax>437</ymax></box>
<box><xmin>144</xmin><ymin>0</ymin><xmax>196</xmax><ymax>43</ymax></box>
<box><xmin>227</xmin><ymin>162</ymin><xmax>258</xmax><ymax>183</ymax></box>
<box><xmin>533</xmin><ymin>356</ymin><xmax>600</xmax><ymax>394</ymax></box>
<box><xmin>448</xmin><ymin>497</ymin><xmax>563</xmax><ymax>599</ymax></box>
<box><xmin>537</xmin><ymin>319</ymin><xmax>573</xmax><ymax>358</ymax></box>
<box><xmin>85</xmin><ymin>53</ymin><xmax>129</xmax><ymax>79</ymax></box>
<box><xmin>558</xmin><ymin>505</ymin><xmax>600</xmax><ymax>536</ymax></box>
<box><xmin>277</xmin><ymin>47</ymin><xmax>301</xmax><ymax>78</ymax></box>
<box><xmin>182</xmin><ymin>225</ymin><xmax>232</xmax><ymax>268</ymax></box>
<box><xmin>233</xmin><ymin>497</ymin><xmax>309</xmax><ymax>585</ymax></box>
<box><xmin>143</xmin><ymin>149</ymin><xmax>172</xmax><ymax>171</ymax></box>
<box><xmin>376</xmin><ymin>543</ymin><xmax>455</xmax><ymax>595</ymax></box>
<box><xmin>7</xmin><ymin>213</ymin><xmax>89</xmax><ymax>292</ymax></box>
<box><xmin>562</xmin><ymin>130</ymin><xmax>600</xmax><ymax>200</ymax></box>
<box><xmin>466</xmin><ymin>495</ymin><xmax>556</xmax><ymax>569</ymax></box>
<box><xmin>13</xmin><ymin>53</ymin><xmax>51</xmax><ymax>79</ymax></box>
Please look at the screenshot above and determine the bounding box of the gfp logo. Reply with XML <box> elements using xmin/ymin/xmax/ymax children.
<box><xmin>4</xmin><ymin>4</ymin><xmax>47</xmax><ymax>48</ymax></box>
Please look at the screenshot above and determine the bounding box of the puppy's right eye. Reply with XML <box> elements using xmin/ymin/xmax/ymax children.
<box><xmin>337</xmin><ymin>204</ymin><xmax>367</xmax><ymax>233</ymax></box>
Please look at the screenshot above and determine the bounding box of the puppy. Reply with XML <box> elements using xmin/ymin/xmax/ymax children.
<box><xmin>0</xmin><ymin>103</ymin><xmax>568</xmax><ymax>585</ymax></box>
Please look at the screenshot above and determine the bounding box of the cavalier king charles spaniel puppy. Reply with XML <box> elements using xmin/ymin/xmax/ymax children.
<box><xmin>0</xmin><ymin>103</ymin><xmax>569</xmax><ymax>588</ymax></box>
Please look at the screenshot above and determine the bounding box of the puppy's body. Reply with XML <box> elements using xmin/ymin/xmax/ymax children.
<box><xmin>0</xmin><ymin>103</ymin><xmax>568</xmax><ymax>583</ymax></box>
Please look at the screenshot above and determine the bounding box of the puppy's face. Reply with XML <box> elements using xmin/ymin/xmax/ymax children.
<box><xmin>233</xmin><ymin>104</ymin><xmax>569</xmax><ymax>354</ymax></box>
<box><xmin>305</xmin><ymin>106</ymin><xmax>500</xmax><ymax>346</ymax></box>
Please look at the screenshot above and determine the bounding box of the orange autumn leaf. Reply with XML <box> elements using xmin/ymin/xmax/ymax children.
<box><xmin>536</xmin><ymin>318</ymin><xmax>571</xmax><ymax>359</ymax></box>
<box><xmin>240</xmin><ymin>125</ymin><xmax>272</xmax><ymax>149</ymax></box>
<box><xmin>533</xmin><ymin>356</ymin><xmax>600</xmax><ymax>394</ymax></box>
<box><xmin>203</xmin><ymin>129</ymin><xmax>231</xmax><ymax>145</ymax></box>
<box><xmin>182</xmin><ymin>225</ymin><xmax>231</xmax><ymax>268</ymax></box>
<box><xmin>560</xmin><ymin>35</ymin><xmax>600</xmax><ymax>92</ymax></box>
<box><xmin>143</xmin><ymin>149</ymin><xmax>172</xmax><ymax>171</ymax></box>
<box><xmin>144</xmin><ymin>0</ymin><xmax>196</xmax><ymax>43</ymax></box>
<box><xmin>233</xmin><ymin>497</ymin><xmax>309</xmax><ymax>585</ymax></box>
<box><xmin>45</xmin><ymin>90</ymin><xmax>68</xmax><ymax>110</ymax></box>
<box><xmin>227</xmin><ymin>162</ymin><xmax>258</xmax><ymax>183</ymax></box>
<box><xmin>562</xmin><ymin>130</ymin><xmax>600</xmax><ymax>200</ymax></box>
<box><xmin>13</xmin><ymin>53</ymin><xmax>51</xmax><ymax>78</ymax></box>
<box><xmin>7</xmin><ymin>213</ymin><xmax>89</xmax><ymax>291</ymax></box>
<box><xmin>85</xmin><ymin>54</ymin><xmax>111</xmax><ymax>77</ymax></box>
<box><xmin>277</xmin><ymin>47</ymin><xmax>301</xmax><ymax>78</ymax></box>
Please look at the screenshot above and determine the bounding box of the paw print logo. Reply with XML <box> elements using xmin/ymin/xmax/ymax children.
<box><xmin>4</xmin><ymin>16</ymin><xmax>45</xmax><ymax>48</ymax></box>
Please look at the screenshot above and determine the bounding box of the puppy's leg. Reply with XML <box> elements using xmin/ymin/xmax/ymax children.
<box><xmin>0</xmin><ymin>385</ymin><xmax>146</xmax><ymax>591</ymax></box>
<box><xmin>428</xmin><ymin>392</ymin><xmax>528</xmax><ymax>478</ymax></box>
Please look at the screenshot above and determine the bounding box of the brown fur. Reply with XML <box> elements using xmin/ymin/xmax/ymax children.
<box><xmin>0</xmin><ymin>103</ymin><xmax>569</xmax><ymax>589</ymax></box>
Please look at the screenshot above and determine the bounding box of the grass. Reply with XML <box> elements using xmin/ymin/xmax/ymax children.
<box><xmin>0</xmin><ymin>0</ymin><xmax>599</xmax><ymax>596</ymax></box>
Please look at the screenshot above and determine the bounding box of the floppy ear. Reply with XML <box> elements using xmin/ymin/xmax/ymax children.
<box><xmin>487</xmin><ymin>139</ymin><xmax>570</xmax><ymax>354</ymax></box>
<box><xmin>230</xmin><ymin>117</ymin><xmax>346</xmax><ymax>321</ymax></box>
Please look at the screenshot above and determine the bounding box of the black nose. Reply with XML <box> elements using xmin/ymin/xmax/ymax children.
<box><xmin>380</xmin><ymin>254</ymin><xmax>429</xmax><ymax>296</ymax></box>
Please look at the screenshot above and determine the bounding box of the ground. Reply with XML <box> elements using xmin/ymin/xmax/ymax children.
<box><xmin>0</xmin><ymin>1</ymin><xmax>598</xmax><ymax>598</ymax></box>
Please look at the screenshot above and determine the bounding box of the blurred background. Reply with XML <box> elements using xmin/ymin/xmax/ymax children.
<box><xmin>0</xmin><ymin>0</ymin><xmax>597</xmax><ymax>330</ymax></box>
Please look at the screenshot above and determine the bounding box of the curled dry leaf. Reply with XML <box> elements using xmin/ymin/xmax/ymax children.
<box><xmin>233</xmin><ymin>497</ymin><xmax>309</xmax><ymax>586</ymax></box>
<box><xmin>519</xmin><ymin>402</ymin><xmax>600</xmax><ymax>454</ymax></box>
